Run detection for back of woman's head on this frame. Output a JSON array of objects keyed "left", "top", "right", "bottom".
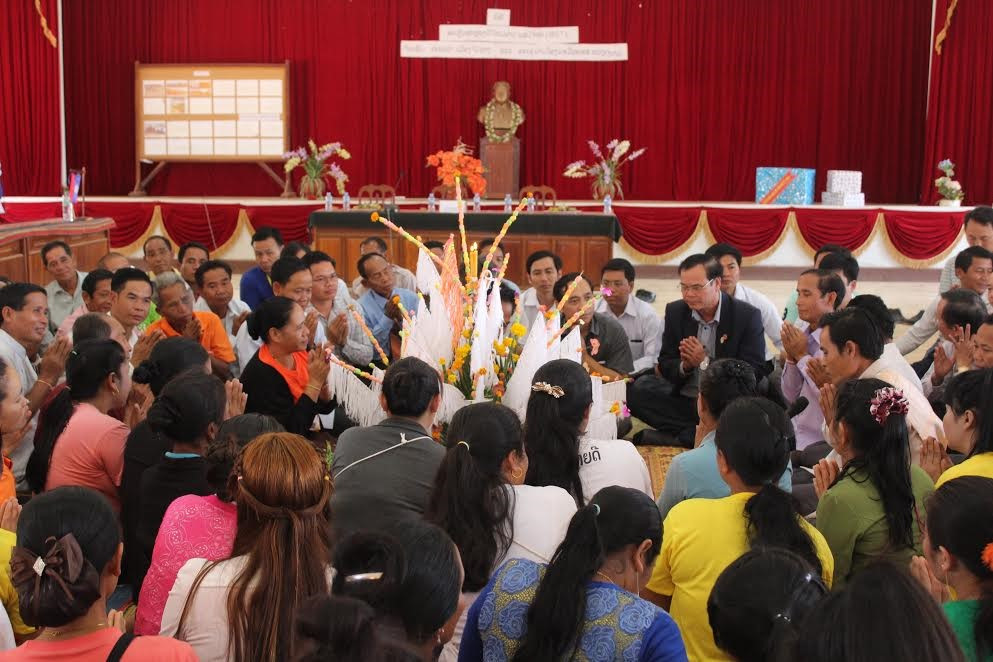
[
  {"left": 133, "top": 336, "right": 208, "bottom": 395},
  {"left": 834, "top": 378, "right": 914, "bottom": 550},
  {"left": 219, "top": 432, "right": 332, "bottom": 662},
  {"left": 925, "top": 476, "right": 993, "bottom": 658},
  {"left": 792, "top": 562, "right": 965, "bottom": 662},
  {"left": 207, "top": 414, "right": 283, "bottom": 500},
  {"left": 708, "top": 548, "right": 828, "bottom": 662},
  {"left": 246, "top": 296, "right": 295, "bottom": 342},
  {"left": 523, "top": 359, "right": 593, "bottom": 506},
  {"left": 700, "top": 359, "right": 758, "bottom": 419},
  {"left": 293, "top": 595, "right": 421, "bottom": 662},
  {"left": 332, "top": 521, "right": 462, "bottom": 647},
  {"left": 145, "top": 370, "right": 225, "bottom": 446},
  {"left": 26, "top": 339, "right": 126, "bottom": 493},
  {"left": 512, "top": 486, "right": 660, "bottom": 661},
  {"left": 944, "top": 368, "right": 993, "bottom": 456},
  {"left": 11, "top": 487, "right": 120, "bottom": 627},
  {"left": 716, "top": 397, "right": 822, "bottom": 575},
  {"left": 427, "top": 402, "right": 522, "bottom": 592}
]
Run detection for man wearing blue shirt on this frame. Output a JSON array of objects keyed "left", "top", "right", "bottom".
[
  {"left": 356, "top": 253, "right": 417, "bottom": 359},
  {"left": 240, "top": 226, "right": 283, "bottom": 310}
]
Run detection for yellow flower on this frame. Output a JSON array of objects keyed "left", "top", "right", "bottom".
[
  {"left": 438, "top": 358, "right": 446, "bottom": 366},
  {"left": 370, "top": 212, "right": 380, "bottom": 222},
  {"left": 447, "top": 373, "right": 457, "bottom": 384},
  {"left": 510, "top": 322, "right": 527, "bottom": 338},
  {"left": 512, "top": 353, "right": 520, "bottom": 362},
  {"left": 462, "top": 329, "right": 472, "bottom": 339},
  {"left": 503, "top": 336, "right": 514, "bottom": 348}
]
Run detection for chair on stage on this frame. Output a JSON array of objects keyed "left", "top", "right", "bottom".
[
  {"left": 430, "top": 184, "right": 457, "bottom": 200},
  {"left": 356, "top": 184, "right": 396, "bottom": 207},
  {"left": 518, "top": 185, "right": 557, "bottom": 210}
]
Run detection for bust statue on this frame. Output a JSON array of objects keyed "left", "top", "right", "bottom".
[{"left": 477, "top": 81, "right": 524, "bottom": 143}]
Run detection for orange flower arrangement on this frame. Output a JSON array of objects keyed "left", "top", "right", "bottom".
[{"left": 426, "top": 141, "right": 487, "bottom": 196}]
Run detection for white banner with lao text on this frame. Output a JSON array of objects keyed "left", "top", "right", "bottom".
[
  {"left": 400, "top": 40, "right": 628, "bottom": 62},
  {"left": 438, "top": 25, "right": 579, "bottom": 44}
]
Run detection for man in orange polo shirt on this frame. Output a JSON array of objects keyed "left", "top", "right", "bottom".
[{"left": 145, "top": 272, "right": 235, "bottom": 379}]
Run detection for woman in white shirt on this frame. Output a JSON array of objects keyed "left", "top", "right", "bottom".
[
  {"left": 523, "top": 359, "right": 652, "bottom": 505},
  {"left": 160, "top": 431, "right": 333, "bottom": 662},
  {"left": 426, "top": 401, "right": 577, "bottom": 662}
]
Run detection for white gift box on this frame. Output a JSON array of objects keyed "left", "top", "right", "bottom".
[
  {"left": 826, "top": 170, "right": 862, "bottom": 194},
  {"left": 822, "top": 191, "right": 866, "bottom": 206}
]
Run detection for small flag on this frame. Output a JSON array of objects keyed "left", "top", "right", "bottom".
[{"left": 67, "top": 170, "right": 81, "bottom": 204}]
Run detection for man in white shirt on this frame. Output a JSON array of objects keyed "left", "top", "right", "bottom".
[
  {"left": 706, "top": 243, "right": 782, "bottom": 358},
  {"left": 179, "top": 241, "right": 210, "bottom": 301},
  {"left": 0, "top": 283, "right": 71, "bottom": 488},
  {"left": 847, "top": 294, "right": 922, "bottom": 392},
  {"left": 193, "top": 260, "right": 250, "bottom": 371},
  {"left": 915, "top": 290, "right": 987, "bottom": 397},
  {"left": 350, "top": 236, "right": 416, "bottom": 299},
  {"left": 304, "top": 251, "right": 373, "bottom": 368},
  {"left": 41, "top": 240, "right": 87, "bottom": 333},
  {"left": 595, "top": 258, "right": 662, "bottom": 373},
  {"left": 56, "top": 269, "right": 115, "bottom": 337},
  {"left": 817, "top": 251, "right": 859, "bottom": 308},
  {"left": 519, "top": 250, "right": 562, "bottom": 332},
  {"left": 938, "top": 206, "right": 993, "bottom": 293},
  {"left": 109, "top": 268, "right": 155, "bottom": 350},
  {"left": 896, "top": 246, "right": 993, "bottom": 355}
]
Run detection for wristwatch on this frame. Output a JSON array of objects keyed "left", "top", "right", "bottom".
[{"left": 700, "top": 356, "right": 710, "bottom": 372}]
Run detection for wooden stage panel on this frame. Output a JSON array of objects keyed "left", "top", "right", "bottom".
[{"left": 0, "top": 218, "right": 114, "bottom": 286}]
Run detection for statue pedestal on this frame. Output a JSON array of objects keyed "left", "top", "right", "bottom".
[{"left": 480, "top": 137, "right": 520, "bottom": 200}]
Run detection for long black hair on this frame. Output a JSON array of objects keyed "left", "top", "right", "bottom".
[
  {"left": 715, "top": 397, "right": 823, "bottom": 575},
  {"left": 293, "top": 595, "right": 421, "bottom": 662},
  {"left": 511, "top": 486, "right": 661, "bottom": 661},
  {"left": 792, "top": 562, "right": 965, "bottom": 662},
  {"left": 26, "top": 339, "right": 126, "bottom": 493},
  {"left": 331, "top": 520, "right": 462, "bottom": 648},
  {"left": 145, "top": 370, "right": 225, "bottom": 450},
  {"left": 833, "top": 378, "right": 915, "bottom": 550},
  {"left": 925, "top": 476, "right": 993, "bottom": 658},
  {"left": 132, "top": 336, "right": 208, "bottom": 396},
  {"left": 943, "top": 368, "right": 993, "bottom": 456},
  {"left": 708, "top": 548, "right": 828, "bottom": 662},
  {"left": 522, "top": 359, "right": 593, "bottom": 506},
  {"left": 426, "top": 402, "right": 522, "bottom": 592}
]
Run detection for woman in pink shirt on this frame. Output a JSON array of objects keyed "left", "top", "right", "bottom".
[
  {"left": 26, "top": 340, "right": 131, "bottom": 509},
  {"left": 134, "top": 412, "right": 283, "bottom": 635}
]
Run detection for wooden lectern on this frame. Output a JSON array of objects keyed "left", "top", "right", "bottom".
[{"left": 480, "top": 137, "right": 520, "bottom": 200}]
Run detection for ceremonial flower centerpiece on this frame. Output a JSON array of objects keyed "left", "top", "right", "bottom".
[
  {"left": 283, "top": 140, "right": 351, "bottom": 199},
  {"left": 563, "top": 139, "right": 646, "bottom": 200},
  {"left": 935, "top": 159, "right": 964, "bottom": 205},
  {"left": 426, "top": 141, "right": 487, "bottom": 197}
]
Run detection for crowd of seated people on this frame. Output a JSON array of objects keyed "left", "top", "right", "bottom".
[{"left": 0, "top": 211, "right": 987, "bottom": 662}]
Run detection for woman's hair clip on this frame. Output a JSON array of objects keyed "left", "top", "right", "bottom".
[
  {"left": 532, "top": 381, "right": 565, "bottom": 398},
  {"left": 456, "top": 440, "right": 470, "bottom": 451},
  {"left": 591, "top": 503, "right": 601, "bottom": 516},
  {"left": 869, "top": 386, "right": 909, "bottom": 425},
  {"left": 344, "top": 572, "right": 384, "bottom": 584}
]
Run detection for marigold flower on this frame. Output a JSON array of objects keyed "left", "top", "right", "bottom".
[{"left": 370, "top": 212, "right": 380, "bottom": 222}]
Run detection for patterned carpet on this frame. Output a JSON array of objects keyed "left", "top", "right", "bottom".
[{"left": 636, "top": 446, "right": 685, "bottom": 500}]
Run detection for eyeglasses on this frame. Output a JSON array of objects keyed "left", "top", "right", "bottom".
[{"left": 678, "top": 278, "right": 715, "bottom": 293}]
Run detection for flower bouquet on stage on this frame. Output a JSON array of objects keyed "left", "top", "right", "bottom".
[
  {"left": 563, "top": 138, "right": 646, "bottom": 200},
  {"left": 321, "top": 177, "right": 628, "bottom": 439}
]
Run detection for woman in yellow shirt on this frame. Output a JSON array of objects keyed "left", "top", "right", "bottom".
[
  {"left": 928, "top": 369, "right": 993, "bottom": 487},
  {"left": 645, "top": 397, "right": 834, "bottom": 662}
]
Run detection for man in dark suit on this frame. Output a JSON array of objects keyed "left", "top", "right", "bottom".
[{"left": 628, "top": 253, "right": 768, "bottom": 446}]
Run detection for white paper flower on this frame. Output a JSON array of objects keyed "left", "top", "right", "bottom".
[{"left": 612, "top": 140, "right": 630, "bottom": 160}]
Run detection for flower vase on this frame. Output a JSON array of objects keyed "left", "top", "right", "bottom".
[
  {"left": 937, "top": 198, "right": 962, "bottom": 207},
  {"left": 592, "top": 180, "right": 618, "bottom": 200},
  {"left": 299, "top": 176, "right": 326, "bottom": 200}
]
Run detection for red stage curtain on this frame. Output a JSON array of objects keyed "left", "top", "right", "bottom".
[
  {"left": 243, "top": 204, "right": 321, "bottom": 244},
  {"left": 883, "top": 210, "right": 964, "bottom": 260},
  {"left": 0, "top": 0, "right": 60, "bottom": 196},
  {"left": 920, "top": 0, "right": 993, "bottom": 204},
  {"left": 706, "top": 208, "right": 790, "bottom": 257},
  {"left": 83, "top": 201, "right": 156, "bottom": 248},
  {"left": 0, "top": 202, "right": 62, "bottom": 223},
  {"left": 53, "top": 0, "right": 931, "bottom": 203},
  {"left": 159, "top": 203, "right": 241, "bottom": 251},
  {"left": 793, "top": 208, "right": 879, "bottom": 253},
  {"left": 614, "top": 207, "right": 701, "bottom": 256}
]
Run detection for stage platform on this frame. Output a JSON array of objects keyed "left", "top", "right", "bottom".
[{"left": 0, "top": 196, "right": 969, "bottom": 274}]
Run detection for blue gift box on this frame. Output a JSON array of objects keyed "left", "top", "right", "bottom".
[{"left": 755, "top": 167, "right": 816, "bottom": 205}]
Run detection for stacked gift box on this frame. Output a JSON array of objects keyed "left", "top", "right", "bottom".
[
  {"left": 822, "top": 170, "right": 865, "bottom": 206},
  {"left": 755, "top": 167, "right": 816, "bottom": 205}
]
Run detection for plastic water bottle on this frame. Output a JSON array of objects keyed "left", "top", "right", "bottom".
[
  {"left": 527, "top": 196, "right": 536, "bottom": 213},
  {"left": 427, "top": 192, "right": 436, "bottom": 212},
  {"left": 324, "top": 192, "right": 333, "bottom": 211},
  {"left": 503, "top": 193, "right": 512, "bottom": 212},
  {"left": 61, "top": 190, "right": 74, "bottom": 223},
  {"left": 342, "top": 192, "right": 351, "bottom": 210},
  {"left": 472, "top": 193, "right": 481, "bottom": 212},
  {"left": 603, "top": 194, "right": 612, "bottom": 214}
]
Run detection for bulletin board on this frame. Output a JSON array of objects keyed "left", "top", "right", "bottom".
[{"left": 134, "top": 62, "right": 290, "bottom": 162}]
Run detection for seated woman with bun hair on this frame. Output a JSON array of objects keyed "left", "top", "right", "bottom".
[
  {"left": 6, "top": 486, "right": 196, "bottom": 660},
  {"left": 239, "top": 296, "right": 334, "bottom": 436}
]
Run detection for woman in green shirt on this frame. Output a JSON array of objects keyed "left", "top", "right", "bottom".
[
  {"left": 814, "top": 378, "right": 934, "bottom": 585},
  {"left": 912, "top": 476, "right": 993, "bottom": 662}
]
